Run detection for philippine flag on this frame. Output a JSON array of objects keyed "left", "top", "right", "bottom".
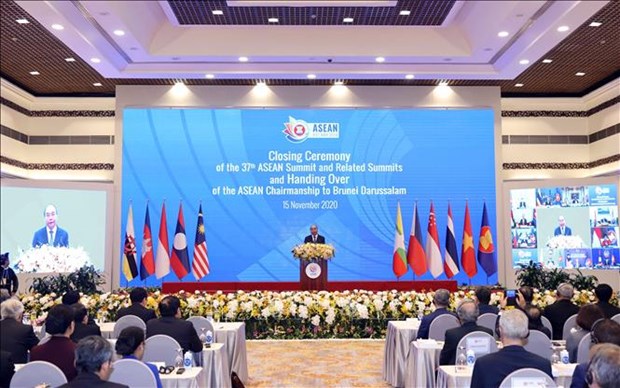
[
  {"left": 444, "top": 204, "right": 460, "bottom": 278},
  {"left": 170, "top": 203, "right": 191, "bottom": 279},
  {"left": 426, "top": 202, "right": 443, "bottom": 278}
]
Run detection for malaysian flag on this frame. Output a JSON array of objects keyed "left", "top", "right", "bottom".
[{"left": 192, "top": 204, "right": 210, "bottom": 280}]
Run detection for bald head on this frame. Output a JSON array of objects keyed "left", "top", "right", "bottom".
[{"left": 457, "top": 299, "right": 479, "bottom": 324}]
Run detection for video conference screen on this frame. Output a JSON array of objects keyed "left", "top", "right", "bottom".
[
  {"left": 0, "top": 185, "right": 108, "bottom": 273},
  {"left": 510, "top": 184, "right": 619, "bottom": 269}
]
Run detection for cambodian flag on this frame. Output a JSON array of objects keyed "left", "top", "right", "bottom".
[
  {"left": 140, "top": 204, "right": 155, "bottom": 280},
  {"left": 444, "top": 204, "right": 460, "bottom": 278},
  {"left": 170, "top": 203, "right": 190, "bottom": 279},
  {"left": 477, "top": 202, "right": 497, "bottom": 276}
]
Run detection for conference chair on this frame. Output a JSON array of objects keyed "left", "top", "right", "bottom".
[
  {"left": 498, "top": 368, "right": 557, "bottom": 388},
  {"left": 428, "top": 314, "right": 460, "bottom": 341},
  {"left": 108, "top": 358, "right": 157, "bottom": 388},
  {"left": 541, "top": 316, "right": 554, "bottom": 339},
  {"left": 37, "top": 323, "right": 47, "bottom": 340},
  {"left": 113, "top": 314, "right": 147, "bottom": 338},
  {"left": 38, "top": 334, "right": 51, "bottom": 345},
  {"left": 9, "top": 361, "right": 67, "bottom": 388},
  {"left": 562, "top": 314, "right": 578, "bottom": 341},
  {"left": 477, "top": 313, "right": 498, "bottom": 333},
  {"left": 143, "top": 334, "right": 182, "bottom": 365},
  {"left": 576, "top": 333, "right": 592, "bottom": 364},
  {"left": 455, "top": 331, "right": 498, "bottom": 362},
  {"left": 524, "top": 330, "right": 553, "bottom": 360},
  {"left": 611, "top": 313, "right": 620, "bottom": 324},
  {"left": 187, "top": 316, "right": 215, "bottom": 339}
]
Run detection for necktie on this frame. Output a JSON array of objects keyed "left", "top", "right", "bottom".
[
  {"left": 49, "top": 230, "right": 54, "bottom": 245},
  {"left": 313, "top": 236, "right": 316, "bottom": 243}
]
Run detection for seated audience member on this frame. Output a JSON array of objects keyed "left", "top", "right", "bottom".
[
  {"left": 60, "top": 336, "right": 128, "bottom": 388},
  {"left": 594, "top": 284, "right": 620, "bottom": 319},
  {"left": 567, "top": 304, "right": 605, "bottom": 363},
  {"left": 471, "top": 309, "right": 552, "bottom": 388},
  {"left": 0, "top": 350, "right": 15, "bottom": 388},
  {"left": 115, "top": 327, "right": 163, "bottom": 388},
  {"left": 71, "top": 302, "right": 101, "bottom": 343},
  {"left": 585, "top": 344, "right": 620, "bottom": 388},
  {"left": 525, "top": 305, "right": 552, "bottom": 339},
  {"left": 30, "top": 304, "right": 77, "bottom": 381},
  {"left": 475, "top": 286, "right": 499, "bottom": 315},
  {"left": 570, "top": 319, "right": 620, "bottom": 388},
  {"left": 543, "top": 283, "right": 580, "bottom": 340},
  {"left": 62, "top": 290, "right": 81, "bottom": 305},
  {"left": 0, "top": 299, "right": 39, "bottom": 363},
  {"left": 439, "top": 299, "right": 493, "bottom": 365},
  {"left": 116, "top": 287, "right": 157, "bottom": 324},
  {"left": 518, "top": 286, "right": 534, "bottom": 308},
  {"left": 416, "top": 289, "right": 456, "bottom": 339},
  {"left": 146, "top": 296, "right": 202, "bottom": 353}
]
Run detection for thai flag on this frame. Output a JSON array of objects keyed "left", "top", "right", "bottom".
[
  {"left": 444, "top": 205, "right": 460, "bottom": 278},
  {"left": 170, "top": 203, "right": 191, "bottom": 279}
]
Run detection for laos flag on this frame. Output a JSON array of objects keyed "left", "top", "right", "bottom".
[{"left": 170, "top": 203, "right": 190, "bottom": 279}]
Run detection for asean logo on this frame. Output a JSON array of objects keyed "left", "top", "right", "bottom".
[{"left": 283, "top": 117, "right": 310, "bottom": 143}]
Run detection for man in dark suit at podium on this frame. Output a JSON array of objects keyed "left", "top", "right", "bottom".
[
  {"left": 553, "top": 216, "right": 572, "bottom": 236},
  {"left": 304, "top": 224, "right": 325, "bottom": 244},
  {"left": 32, "top": 204, "right": 69, "bottom": 247}
]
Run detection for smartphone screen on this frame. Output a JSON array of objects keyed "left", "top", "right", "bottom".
[{"left": 506, "top": 290, "right": 517, "bottom": 306}]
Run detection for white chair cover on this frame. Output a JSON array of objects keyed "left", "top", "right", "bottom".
[
  {"left": 611, "top": 313, "right": 620, "bottom": 324},
  {"left": 113, "top": 315, "right": 147, "bottom": 338},
  {"left": 524, "top": 330, "right": 553, "bottom": 360},
  {"left": 477, "top": 313, "right": 498, "bottom": 333},
  {"left": 541, "top": 316, "right": 553, "bottom": 339},
  {"left": 143, "top": 334, "right": 182, "bottom": 365},
  {"left": 187, "top": 316, "right": 215, "bottom": 337},
  {"left": 455, "top": 331, "right": 498, "bottom": 362},
  {"left": 9, "top": 361, "right": 67, "bottom": 388},
  {"left": 562, "top": 314, "right": 578, "bottom": 340},
  {"left": 108, "top": 358, "right": 157, "bottom": 388},
  {"left": 428, "top": 314, "right": 460, "bottom": 341},
  {"left": 576, "top": 333, "right": 592, "bottom": 364},
  {"left": 37, "top": 323, "right": 47, "bottom": 340},
  {"left": 38, "top": 334, "right": 51, "bottom": 345},
  {"left": 499, "top": 368, "right": 557, "bottom": 388}
]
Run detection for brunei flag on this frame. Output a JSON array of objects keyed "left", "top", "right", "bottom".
[
  {"left": 407, "top": 203, "right": 427, "bottom": 276},
  {"left": 122, "top": 203, "right": 139, "bottom": 281},
  {"left": 170, "top": 203, "right": 191, "bottom": 279},
  {"left": 461, "top": 202, "right": 478, "bottom": 278},
  {"left": 477, "top": 202, "right": 497, "bottom": 276},
  {"left": 392, "top": 202, "right": 408, "bottom": 278}
]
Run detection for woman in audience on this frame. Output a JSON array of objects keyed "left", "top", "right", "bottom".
[
  {"left": 526, "top": 305, "right": 552, "bottom": 339},
  {"left": 566, "top": 304, "right": 605, "bottom": 363},
  {"left": 115, "top": 327, "right": 163, "bottom": 388}
]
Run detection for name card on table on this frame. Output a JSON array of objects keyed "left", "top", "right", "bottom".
[
  {"left": 416, "top": 339, "right": 438, "bottom": 348},
  {"left": 466, "top": 337, "right": 491, "bottom": 354},
  {"left": 510, "top": 377, "right": 548, "bottom": 387}
]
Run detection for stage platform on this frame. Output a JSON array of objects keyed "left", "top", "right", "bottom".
[{"left": 162, "top": 280, "right": 458, "bottom": 293}]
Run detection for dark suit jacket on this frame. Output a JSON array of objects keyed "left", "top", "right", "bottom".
[
  {"left": 439, "top": 322, "right": 494, "bottom": 365},
  {"left": 543, "top": 299, "right": 580, "bottom": 340},
  {"left": 0, "top": 268, "right": 18, "bottom": 294},
  {"left": 554, "top": 226, "right": 572, "bottom": 236},
  {"left": 116, "top": 303, "right": 157, "bottom": 324},
  {"left": 416, "top": 307, "right": 457, "bottom": 339},
  {"left": 146, "top": 317, "right": 203, "bottom": 353},
  {"left": 0, "top": 318, "right": 39, "bottom": 363},
  {"left": 471, "top": 345, "right": 553, "bottom": 388},
  {"left": 59, "top": 372, "right": 128, "bottom": 388},
  {"left": 304, "top": 234, "right": 325, "bottom": 244},
  {"left": 478, "top": 304, "right": 499, "bottom": 315},
  {"left": 0, "top": 350, "right": 14, "bottom": 388},
  {"left": 596, "top": 301, "right": 620, "bottom": 319},
  {"left": 30, "top": 336, "right": 77, "bottom": 381},
  {"left": 71, "top": 321, "right": 102, "bottom": 343},
  {"left": 569, "top": 362, "right": 588, "bottom": 388},
  {"left": 32, "top": 226, "right": 69, "bottom": 247}
]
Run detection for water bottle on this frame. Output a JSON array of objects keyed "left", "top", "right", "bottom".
[
  {"left": 466, "top": 349, "right": 476, "bottom": 367},
  {"left": 199, "top": 328, "right": 207, "bottom": 345},
  {"left": 205, "top": 330, "right": 214, "bottom": 348},
  {"left": 417, "top": 309, "right": 424, "bottom": 321},
  {"left": 183, "top": 350, "right": 193, "bottom": 369},
  {"left": 174, "top": 348, "right": 184, "bottom": 368},
  {"left": 551, "top": 347, "right": 560, "bottom": 364},
  {"left": 456, "top": 346, "right": 467, "bottom": 371},
  {"left": 22, "top": 312, "right": 30, "bottom": 325},
  {"left": 206, "top": 313, "right": 214, "bottom": 324},
  {"left": 560, "top": 349, "right": 569, "bottom": 364}
]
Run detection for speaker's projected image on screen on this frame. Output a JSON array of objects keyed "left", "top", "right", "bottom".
[
  {"left": 0, "top": 186, "right": 107, "bottom": 273},
  {"left": 510, "top": 184, "right": 619, "bottom": 269}
]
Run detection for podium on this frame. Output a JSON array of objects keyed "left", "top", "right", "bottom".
[{"left": 299, "top": 258, "right": 328, "bottom": 291}]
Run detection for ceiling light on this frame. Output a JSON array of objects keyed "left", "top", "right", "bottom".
[
  {"left": 16, "top": 19, "right": 29, "bottom": 24},
  {"left": 256, "top": 80, "right": 266, "bottom": 86},
  {"left": 29, "top": 71, "right": 40, "bottom": 75},
  {"left": 399, "top": 10, "right": 411, "bottom": 16},
  {"left": 589, "top": 21, "right": 602, "bottom": 27},
  {"left": 268, "top": 17, "right": 279, "bottom": 23},
  {"left": 497, "top": 31, "right": 509, "bottom": 38},
  {"left": 542, "top": 58, "right": 553, "bottom": 63},
  {"left": 438, "top": 81, "right": 449, "bottom": 86},
  {"left": 205, "top": 74, "right": 215, "bottom": 79},
  {"left": 238, "top": 56, "right": 249, "bottom": 62},
  {"left": 64, "top": 57, "right": 76, "bottom": 62},
  {"left": 90, "top": 57, "right": 101, "bottom": 63},
  {"left": 343, "top": 17, "right": 354, "bottom": 23},
  {"left": 113, "top": 29, "right": 125, "bottom": 36},
  {"left": 334, "top": 80, "right": 344, "bottom": 85},
  {"left": 405, "top": 74, "right": 415, "bottom": 80},
  {"left": 375, "top": 56, "right": 385, "bottom": 63},
  {"left": 93, "top": 82, "right": 102, "bottom": 87},
  {"left": 557, "top": 25, "right": 570, "bottom": 32},
  {"left": 519, "top": 59, "right": 530, "bottom": 65},
  {"left": 575, "top": 72, "right": 586, "bottom": 76},
  {"left": 212, "top": 10, "right": 223, "bottom": 15},
  {"left": 514, "top": 83, "right": 524, "bottom": 87},
  {"left": 307, "top": 74, "right": 316, "bottom": 79},
  {"left": 175, "top": 81, "right": 185, "bottom": 86},
  {"left": 51, "top": 24, "right": 64, "bottom": 30}
]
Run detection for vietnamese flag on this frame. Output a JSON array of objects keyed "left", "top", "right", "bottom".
[
  {"left": 170, "top": 203, "right": 191, "bottom": 279},
  {"left": 392, "top": 202, "right": 408, "bottom": 278},
  {"left": 461, "top": 202, "right": 478, "bottom": 278},
  {"left": 477, "top": 202, "right": 497, "bottom": 276},
  {"left": 407, "top": 203, "right": 427, "bottom": 276}
]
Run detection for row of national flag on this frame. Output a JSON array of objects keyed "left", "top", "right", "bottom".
[
  {"left": 392, "top": 201, "right": 497, "bottom": 280},
  {"left": 122, "top": 202, "right": 211, "bottom": 282}
]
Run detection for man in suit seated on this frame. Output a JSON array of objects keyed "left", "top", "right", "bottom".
[
  {"left": 304, "top": 224, "right": 325, "bottom": 244},
  {"left": 594, "top": 284, "right": 620, "bottom": 319},
  {"left": 146, "top": 296, "right": 202, "bottom": 353},
  {"left": 60, "top": 335, "right": 127, "bottom": 388},
  {"left": 554, "top": 216, "right": 572, "bottom": 236},
  {"left": 416, "top": 289, "right": 456, "bottom": 339},
  {"left": 116, "top": 287, "right": 157, "bottom": 324},
  {"left": 475, "top": 286, "right": 499, "bottom": 315},
  {"left": 570, "top": 319, "right": 620, "bottom": 388},
  {"left": 543, "top": 283, "right": 580, "bottom": 340},
  {"left": 0, "top": 299, "right": 39, "bottom": 363},
  {"left": 0, "top": 350, "right": 14, "bottom": 388},
  {"left": 70, "top": 303, "right": 101, "bottom": 343},
  {"left": 439, "top": 299, "right": 493, "bottom": 365},
  {"left": 585, "top": 344, "right": 620, "bottom": 388},
  {"left": 32, "top": 204, "right": 69, "bottom": 247},
  {"left": 471, "top": 309, "right": 553, "bottom": 388}
]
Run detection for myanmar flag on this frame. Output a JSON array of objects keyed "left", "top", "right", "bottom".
[
  {"left": 392, "top": 202, "right": 408, "bottom": 278},
  {"left": 461, "top": 202, "right": 477, "bottom": 278},
  {"left": 122, "top": 203, "right": 138, "bottom": 282}
]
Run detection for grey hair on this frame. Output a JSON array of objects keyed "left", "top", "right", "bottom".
[
  {"left": 557, "top": 283, "right": 574, "bottom": 299},
  {"left": 433, "top": 289, "right": 451, "bottom": 307},
  {"left": 588, "top": 344, "right": 620, "bottom": 388},
  {"left": 499, "top": 309, "right": 529, "bottom": 340},
  {"left": 75, "top": 336, "right": 114, "bottom": 373},
  {"left": 0, "top": 299, "right": 24, "bottom": 320},
  {"left": 457, "top": 298, "right": 479, "bottom": 324}
]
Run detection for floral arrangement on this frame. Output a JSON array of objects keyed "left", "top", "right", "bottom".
[
  {"left": 545, "top": 235, "right": 585, "bottom": 249},
  {"left": 17, "top": 288, "right": 616, "bottom": 340},
  {"left": 13, "top": 246, "right": 92, "bottom": 273},
  {"left": 292, "top": 243, "right": 335, "bottom": 261}
]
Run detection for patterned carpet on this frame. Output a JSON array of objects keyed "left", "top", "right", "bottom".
[{"left": 246, "top": 339, "right": 390, "bottom": 387}]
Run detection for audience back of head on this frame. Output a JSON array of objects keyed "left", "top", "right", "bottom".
[
  {"left": 115, "top": 326, "right": 144, "bottom": 357},
  {"left": 71, "top": 303, "right": 88, "bottom": 324},
  {"left": 587, "top": 343, "right": 620, "bottom": 388},
  {"left": 592, "top": 319, "right": 620, "bottom": 346},
  {"left": 75, "top": 336, "right": 114, "bottom": 375},
  {"left": 456, "top": 299, "right": 479, "bottom": 323},
  {"left": 499, "top": 309, "right": 529, "bottom": 341},
  {"left": 159, "top": 295, "right": 180, "bottom": 317},
  {"left": 62, "top": 290, "right": 80, "bottom": 306},
  {"left": 433, "top": 289, "right": 451, "bottom": 308},
  {"left": 577, "top": 304, "right": 605, "bottom": 331},
  {"left": 595, "top": 284, "right": 614, "bottom": 303},
  {"left": 518, "top": 286, "right": 534, "bottom": 305},
  {"left": 0, "top": 298, "right": 23, "bottom": 321},
  {"left": 475, "top": 287, "right": 492, "bottom": 305},
  {"left": 557, "top": 283, "right": 574, "bottom": 299},
  {"left": 130, "top": 287, "right": 148, "bottom": 304},
  {"left": 46, "top": 304, "right": 74, "bottom": 335}
]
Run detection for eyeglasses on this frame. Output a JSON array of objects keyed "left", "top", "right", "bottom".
[
  {"left": 159, "top": 366, "right": 175, "bottom": 375},
  {"left": 585, "top": 369, "right": 594, "bottom": 385}
]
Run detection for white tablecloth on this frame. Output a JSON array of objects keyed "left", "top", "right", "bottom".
[
  {"left": 382, "top": 320, "right": 420, "bottom": 387},
  {"left": 100, "top": 322, "right": 115, "bottom": 339},
  {"left": 201, "top": 343, "right": 232, "bottom": 388},
  {"left": 214, "top": 322, "right": 249, "bottom": 384},
  {"left": 436, "top": 363, "right": 577, "bottom": 388},
  {"left": 404, "top": 340, "right": 442, "bottom": 388}
]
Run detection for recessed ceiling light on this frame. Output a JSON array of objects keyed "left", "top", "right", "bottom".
[
  {"left": 405, "top": 74, "right": 415, "bottom": 80},
  {"left": 575, "top": 72, "right": 586, "bottom": 76},
  {"left": 307, "top": 74, "right": 317, "bottom": 79},
  {"left": 334, "top": 80, "right": 344, "bottom": 85},
  {"left": 515, "top": 83, "right": 524, "bottom": 87},
  {"left": 438, "top": 81, "right": 449, "bottom": 86},
  {"left": 29, "top": 71, "right": 40, "bottom": 75},
  {"left": 399, "top": 10, "right": 411, "bottom": 16},
  {"left": 557, "top": 25, "right": 570, "bottom": 32},
  {"left": 343, "top": 17, "right": 354, "bottom": 23},
  {"left": 542, "top": 58, "right": 553, "bottom": 63},
  {"left": 519, "top": 59, "right": 530, "bottom": 65},
  {"left": 65, "top": 57, "right": 76, "bottom": 62},
  {"left": 51, "top": 24, "right": 64, "bottom": 30},
  {"left": 589, "top": 21, "right": 602, "bottom": 27},
  {"left": 498, "top": 31, "right": 509, "bottom": 38},
  {"left": 16, "top": 19, "right": 29, "bottom": 24},
  {"left": 375, "top": 56, "right": 385, "bottom": 63},
  {"left": 93, "top": 82, "right": 102, "bottom": 87},
  {"left": 205, "top": 74, "right": 215, "bottom": 79},
  {"left": 238, "top": 56, "right": 249, "bottom": 62},
  {"left": 256, "top": 80, "right": 266, "bottom": 86},
  {"left": 90, "top": 57, "right": 101, "bottom": 63},
  {"left": 212, "top": 10, "right": 223, "bottom": 16},
  {"left": 113, "top": 29, "right": 125, "bottom": 36},
  {"left": 175, "top": 81, "right": 185, "bottom": 86},
  {"left": 268, "top": 17, "right": 279, "bottom": 23}
]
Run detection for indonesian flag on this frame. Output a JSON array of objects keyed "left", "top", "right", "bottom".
[
  {"left": 192, "top": 204, "right": 210, "bottom": 280},
  {"left": 444, "top": 204, "right": 460, "bottom": 278},
  {"left": 122, "top": 203, "right": 138, "bottom": 282},
  {"left": 170, "top": 203, "right": 191, "bottom": 279},
  {"left": 426, "top": 202, "right": 443, "bottom": 278},
  {"left": 155, "top": 202, "right": 170, "bottom": 279},
  {"left": 140, "top": 204, "right": 155, "bottom": 280},
  {"left": 407, "top": 203, "right": 427, "bottom": 276},
  {"left": 461, "top": 202, "right": 477, "bottom": 278},
  {"left": 392, "top": 202, "right": 408, "bottom": 278}
]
